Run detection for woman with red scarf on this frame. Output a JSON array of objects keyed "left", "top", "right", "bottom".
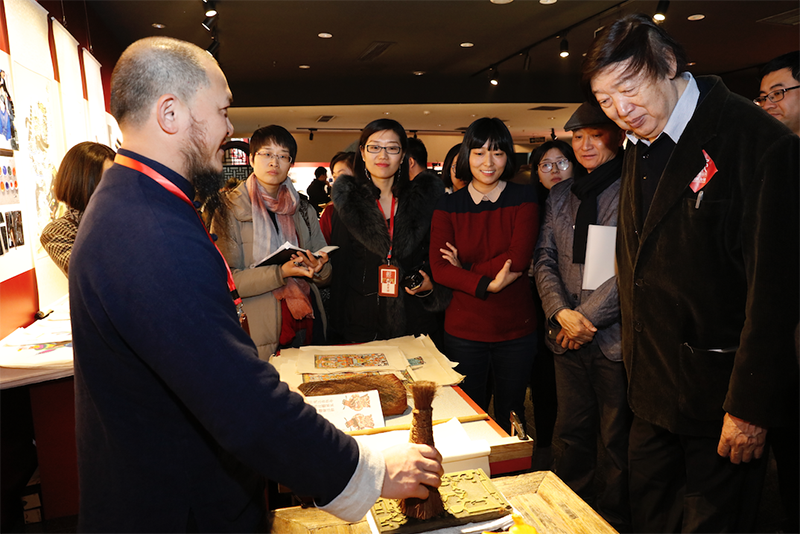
[{"left": 213, "top": 125, "right": 330, "bottom": 360}]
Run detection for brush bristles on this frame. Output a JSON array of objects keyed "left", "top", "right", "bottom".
[
  {"left": 400, "top": 488, "right": 444, "bottom": 520},
  {"left": 410, "top": 380, "right": 437, "bottom": 412}
]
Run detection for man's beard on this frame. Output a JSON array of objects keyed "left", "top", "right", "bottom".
[{"left": 183, "top": 119, "right": 225, "bottom": 223}]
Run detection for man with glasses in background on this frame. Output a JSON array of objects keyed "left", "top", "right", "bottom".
[
  {"left": 756, "top": 51, "right": 800, "bottom": 135},
  {"left": 755, "top": 49, "right": 800, "bottom": 534}
]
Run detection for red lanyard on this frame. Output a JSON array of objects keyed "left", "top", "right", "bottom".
[
  {"left": 114, "top": 154, "right": 242, "bottom": 307},
  {"left": 376, "top": 196, "right": 396, "bottom": 261}
]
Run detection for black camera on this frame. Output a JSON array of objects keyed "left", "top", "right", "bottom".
[{"left": 401, "top": 270, "right": 425, "bottom": 291}]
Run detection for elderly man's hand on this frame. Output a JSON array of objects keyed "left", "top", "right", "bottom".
[
  {"left": 716, "top": 413, "right": 767, "bottom": 464},
  {"left": 381, "top": 443, "right": 443, "bottom": 499}
]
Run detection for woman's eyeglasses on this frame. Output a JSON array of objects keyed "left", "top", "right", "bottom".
[
  {"left": 254, "top": 151, "right": 292, "bottom": 164},
  {"left": 364, "top": 145, "right": 402, "bottom": 155},
  {"left": 538, "top": 159, "right": 570, "bottom": 173}
]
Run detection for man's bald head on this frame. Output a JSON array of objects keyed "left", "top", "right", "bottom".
[{"left": 111, "top": 37, "right": 213, "bottom": 128}]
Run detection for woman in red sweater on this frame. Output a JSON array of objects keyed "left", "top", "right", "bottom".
[{"left": 430, "top": 117, "right": 538, "bottom": 434}]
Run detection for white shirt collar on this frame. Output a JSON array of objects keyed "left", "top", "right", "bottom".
[
  {"left": 468, "top": 179, "right": 506, "bottom": 204},
  {"left": 626, "top": 71, "right": 699, "bottom": 147}
]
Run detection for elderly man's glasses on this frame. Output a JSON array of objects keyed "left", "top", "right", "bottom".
[
  {"left": 365, "top": 145, "right": 402, "bottom": 155},
  {"left": 754, "top": 85, "right": 800, "bottom": 106},
  {"left": 538, "top": 159, "right": 571, "bottom": 173},
  {"left": 254, "top": 151, "right": 292, "bottom": 164}
]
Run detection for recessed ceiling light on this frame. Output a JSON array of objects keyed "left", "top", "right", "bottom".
[
  {"left": 152, "top": 23, "right": 166, "bottom": 29},
  {"left": 539, "top": 0, "right": 557, "bottom": 4},
  {"left": 688, "top": 14, "right": 705, "bottom": 21},
  {"left": 384, "top": 112, "right": 390, "bottom": 115},
  {"left": 299, "top": 65, "right": 311, "bottom": 69},
  {"left": 548, "top": 117, "right": 556, "bottom": 120},
  {"left": 413, "top": 71, "right": 425, "bottom": 76},
  {"left": 318, "top": 32, "right": 333, "bottom": 39},
  {"left": 423, "top": 111, "right": 431, "bottom": 115},
  {"left": 687, "top": 62, "right": 697, "bottom": 66},
  {"left": 461, "top": 42, "right": 474, "bottom": 48},
  {"left": 490, "top": 0, "right": 513, "bottom": 4}
]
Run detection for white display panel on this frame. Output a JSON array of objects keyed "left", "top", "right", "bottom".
[
  {"left": 4, "top": 0, "right": 53, "bottom": 80},
  {"left": 82, "top": 49, "right": 108, "bottom": 146},
  {"left": 52, "top": 19, "right": 88, "bottom": 149}
]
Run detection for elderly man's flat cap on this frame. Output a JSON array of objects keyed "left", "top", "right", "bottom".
[{"left": 564, "top": 102, "right": 619, "bottom": 131}]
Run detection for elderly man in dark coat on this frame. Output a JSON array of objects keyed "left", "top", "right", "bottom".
[{"left": 584, "top": 14, "right": 799, "bottom": 533}]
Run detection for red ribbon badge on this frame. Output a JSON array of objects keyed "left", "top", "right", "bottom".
[{"left": 689, "top": 150, "right": 718, "bottom": 193}]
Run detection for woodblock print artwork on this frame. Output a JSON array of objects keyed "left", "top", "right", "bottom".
[
  {"left": 12, "top": 62, "right": 64, "bottom": 248},
  {"left": 6, "top": 210, "right": 24, "bottom": 246},
  {"left": 370, "top": 469, "right": 512, "bottom": 534},
  {"left": 0, "top": 155, "right": 20, "bottom": 205},
  {"left": 342, "top": 392, "right": 371, "bottom": 411},
  {"left": 344, "top": 413, "right": 375, "bottom": 431},
  {"left": 0, "top": 53, "right": 19, "bottom": 152},
  {"left": 314, "top": 352, "right": 390, "bottom": 369}
]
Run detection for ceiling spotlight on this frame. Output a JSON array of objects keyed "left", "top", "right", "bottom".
[
  {"left": 204, "top": 2, "right": 217, "bottom": 17},
  {"left": 413, "top": 70, "right": 426, "bottom": 76},
  {"left": 490, "top": 0, "right": 513, "bottom": 4},
  {"left": 299, "top": 65, "right": 311, "bottom": 69},
  {"left": 206, "top": 39, "right": 220, "bottom": 57},
  {"left": 523, "top": 51, "right": 531, "bottom": 71},
  {"left": 539, "top": 0, "right": 557, "bottom": 4},
  {"left": 688, "top": 14, "right": 705, "bottom": 21},
  {"left": 308, "top": 128, "right": 316, "bottom": 141},
  {"left": 559, "top": 38, "right": 570, "bottom": 58},
  {"left": 654, "top": 0, "right": 669, "bottom": 22},
  {"left": 460, "top": 42, "right": 474, "bottom": 48},
  {"left": 318, "top": 32, "right": 333, "bottom": 39},
  {"left": 202, "top": 13, "right": 218, "bottom": 31},
  {"left": 489, "top": 67, "right": 499, "bottom": 86},
  {"left": 151, "top": 23, "right": 166, "bottom": 29}
]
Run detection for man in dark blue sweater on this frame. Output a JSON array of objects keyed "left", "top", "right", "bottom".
[{"left": 69, "top": 36, "right": 442, "bottom": 533}]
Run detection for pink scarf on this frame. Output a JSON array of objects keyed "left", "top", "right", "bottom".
[{"left": 247, "top": 174, "right": 313, "bottom": 320}]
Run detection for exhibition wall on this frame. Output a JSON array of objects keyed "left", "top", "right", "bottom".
[{"left": 0, "top": 0, "right": 119, "bottom": 338}]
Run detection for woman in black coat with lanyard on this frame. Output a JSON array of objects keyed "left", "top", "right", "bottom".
[{"left": 328, "top": 118, "right": 450, "bottom": 346}]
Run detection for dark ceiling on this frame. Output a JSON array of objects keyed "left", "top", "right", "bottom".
[{"left": 80, "top": 0, "right": 799, "bottom": 110}]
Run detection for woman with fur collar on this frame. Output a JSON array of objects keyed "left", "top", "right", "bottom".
[
  {"left": 212, "top": 125, "right": 331, "bottom": 361},
  {"left": 328, "top": 119, "right": 449, "bottom": 345}
]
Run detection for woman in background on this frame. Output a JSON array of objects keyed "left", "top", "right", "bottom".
[
  {"left": 526, "top": 139, "right": 583, "bottom": 470},
  {"left": 41, "top": 141, "right": 115, "bottom": 275},
  {"left": 430, "top": 117, "right": 538, "bottom": 435},
  {"left": 329, "top": 118, "right": 449, "bottom": 345},
  {"left": 212, "top": 125, "right": 330, "bottom": 360},
  {"left": 440, "top": 143, "right": 467, "bottom": 194},
  {"left": 319, "top": 151, "right": 354, "bottom": 243}
]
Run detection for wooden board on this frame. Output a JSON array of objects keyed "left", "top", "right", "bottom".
[{"left": 268, "top": 471, "right": 618, "bottom": 534}]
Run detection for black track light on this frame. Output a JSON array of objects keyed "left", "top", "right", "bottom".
[
  {"left": 202, "top": 13, "right": 217, "bottom": 31},
  {"left": 489, "top": 67, "right": 499, "bottom": 86},
  {"left": 204, "top": 1, "right": 217, "bottom": 17},
  {"left": 206, "top": 39, "right": 220, "bottom": 57},
  {"left": 654, "top": 0, "right": 669, "bottom": 22},
  {"left": 559, "top": 38, "right": 570, "bottom": 58}
]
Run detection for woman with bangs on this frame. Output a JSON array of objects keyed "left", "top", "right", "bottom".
[
  {"left": 328, "top": 118, "right": 450, "bottom": 345},
  {"left": 430, "top": 117, "right": 538, "bottom": 435}
]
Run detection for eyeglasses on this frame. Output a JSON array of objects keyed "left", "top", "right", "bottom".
[
  {"left": 753, "top": 85, "right": 800, "bottom": 106},
  {"left": 538, "top": 159, "right": 571, "bottom": 173},
  {"left": 254, "top": 151, "right": 292, "bottom": 164},
  {"left": 364, "top": 144, "right": 402, "bottom": 155}
]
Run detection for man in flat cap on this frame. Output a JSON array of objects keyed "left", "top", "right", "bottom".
[
  {"left": 584, "top": 13, "right": 799, "bottom": 533},
  {"left": 534, "top": 102, "right": 630, "bottom": 531}
]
